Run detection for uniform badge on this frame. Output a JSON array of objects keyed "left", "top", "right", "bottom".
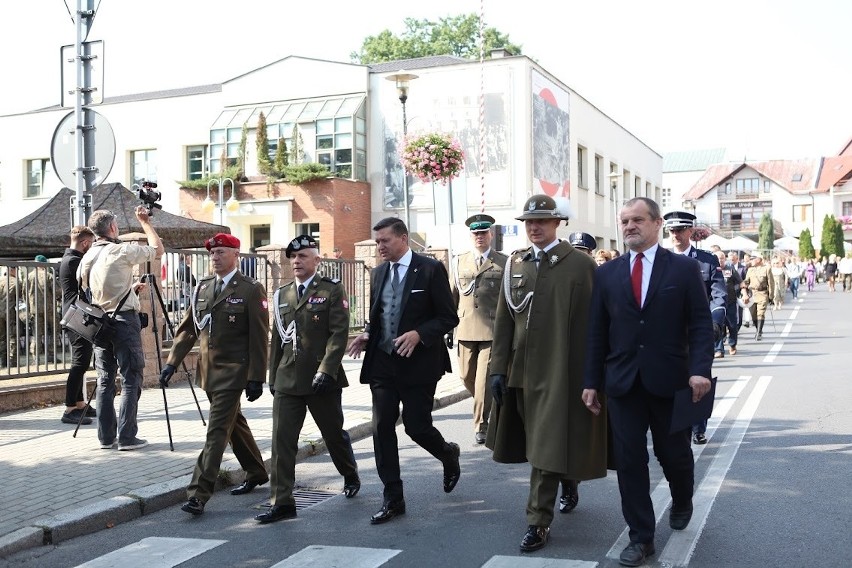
[
  {"left": 228, "top": 315, "right": 236, "bottom": 322},
  {"left": 342, "top": 299, "right": 349, "bottom": 309},
  {"left": 312, "top": 314, "right": 320, "bottom": 322},
  {"left": 307, "top": 297, "right": 327, "bottom": 304},
  {"left": 226, "top": 297, "right": 244, "bottom": 304},
  {"left": 514, "top": 257, "right": 523, "bottom": 264},
  {"left": 261, "top": 299, "right": 268, "bottom": 309},
  {"left": 550, "top": 255, "right": 558, "bottom": 265}
]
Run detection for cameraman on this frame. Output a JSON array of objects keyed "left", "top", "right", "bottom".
[{"left": 79, "top": 206, "right": 163, "bottom": 451}]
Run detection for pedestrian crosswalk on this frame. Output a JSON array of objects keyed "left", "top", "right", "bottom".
[{"left": 75, "top": 537, "right": 226, "bottom": 568}]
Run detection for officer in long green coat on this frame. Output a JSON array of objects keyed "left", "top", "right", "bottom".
[
  {"left": 487, "top": 194, "right": 608, "bottom": 553},
  {"left": 254, "top": 235, "right": 360, "bottom": 524},
  {"left": 160, "top": 232, "right": 269, "bottom": 516}
]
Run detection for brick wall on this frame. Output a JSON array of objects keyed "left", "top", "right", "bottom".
[{"left": 179, "top": 178, "right": 371, "bottom": 258}]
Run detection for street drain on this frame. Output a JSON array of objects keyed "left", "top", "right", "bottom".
[{"left": 253, "top": 488, "right": 338, "bottom": 511}]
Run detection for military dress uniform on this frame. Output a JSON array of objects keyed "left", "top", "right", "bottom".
[
  {"left": 451, "top": 228, "right": 508, "bottom": 441},
  {"left": 266, "top": 273, "right": 359, "bottom": 515},
  {"left": 742, "top": 262, "right": 774, "bottom": 340},
  {"left": 0, "top": 270, "right": 24, "bottom": 367},
  {"left": 167, "top": 269, "right": 270, "bottom": 506}
]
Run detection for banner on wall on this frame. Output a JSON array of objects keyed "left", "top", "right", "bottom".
[{"left": 531, "top": 70, "right": 571, "bottom": 198}]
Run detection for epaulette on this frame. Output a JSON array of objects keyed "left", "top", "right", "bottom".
[
  {"left": 278, "top": 281, "right": 296, "bottom": 291},
  {"left": 322, "top": 276, "right": 341, "bottom": 284}
]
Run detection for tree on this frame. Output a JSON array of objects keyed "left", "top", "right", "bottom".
[
  {"left": 820, "top": 214, "right": 835, "bottom": 258},
  {"left": 256, "top": 112, "right": 271, "bottom": 175},
  {"left": 758, "top": 213, "right": 774, "bottom": 253},
  {"left": 274, "top": 137, "right": 288, "bottom": 175},
  {"left": 237, "top": 123, "right": 248, "bottom": 177},
  {"left": 798, "top": 228, "right": 816, "bottom": 259},
  {"left": 832, "top": 219, "right": 846, "bottom": 258},
  {"left": 351, "top": 14, "right": 522, "bottom": 64},
  {"left": 289, "top": 124, "right": 304, "bottom": 165}
]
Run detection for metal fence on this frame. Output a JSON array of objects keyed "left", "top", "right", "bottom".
[{"left": 318, "top": 259, "right": 369, "bottom": 330}]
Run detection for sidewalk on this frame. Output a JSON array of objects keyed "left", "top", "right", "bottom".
[{"left": 0, "top": 357, "right": 470, "bottom": 557}]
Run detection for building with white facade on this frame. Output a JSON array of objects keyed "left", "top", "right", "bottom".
[{"left": 0, "top": 53, "right": 663, "bottom": 256}]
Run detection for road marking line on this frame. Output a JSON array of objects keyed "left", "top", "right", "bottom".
[
  {"left": 763, "top": 343, "right": 783, "bottom": 363},
  {"left": 606, "top": 376, "right": 752, "bottom": 560},
  {"left": 658, "top": 375, "right": 773, "bottom": 567},
  {"left": 75, "top": 537, "right": 226, "bottom": 568},
  {"left": 482, "top": 556, "right": 598, "bottom": 567},
  {"left": 269, "top": 545, "right": 401, "bottom": 567},
  {"left": 780, "top": 321, "right": 794, "bottom": 337},
  {"left": 789, "top": 307, "right": 800, "bottom": 320}
]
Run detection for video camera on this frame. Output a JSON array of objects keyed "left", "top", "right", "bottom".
[{"left": 132, "top": 180, "right": 163, "bottom": 215}]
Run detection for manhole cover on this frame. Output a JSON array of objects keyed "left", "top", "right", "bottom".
[{"left": 253, "top": 488, "right": 338, "bottom": 510}]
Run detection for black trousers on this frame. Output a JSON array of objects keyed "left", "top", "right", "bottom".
[
  {"left": 608, "top": 378, "right": 694, "bottom": 545},
  {"left": 369, "top": 349, "right": 452, "bottom": 502},
  {"left": 65, "top": 331, "right": 93, "bottom": 407}
]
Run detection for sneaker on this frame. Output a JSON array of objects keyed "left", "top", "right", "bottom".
[
  {"left": 61, "top": 408, "right": 92, "bottom": 425},
  {"left": 100, "top": 441, "right": 117, "bottom": 449},
  {"left": 117, "top": 438, "right": 148, "bottom": 451},
  {"left": 83, "top": 406, "right": 97, "bottom": 418}
]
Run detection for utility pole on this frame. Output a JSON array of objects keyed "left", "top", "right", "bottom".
[{"left": 73, "top": 0, "right": 96, "bottom": 226}]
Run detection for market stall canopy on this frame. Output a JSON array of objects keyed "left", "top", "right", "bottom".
[
  {"left": 0, "top": 183, "right": 229, "bottom": 258},
  {"left": 773, "top": 236, "right": 800, "bottom": 251},
  {"left": 727, "top": 235, "right": 759, "bottom": 251},
  {"left": 698, "top": 233, "right": 732, "bottom": 250}
]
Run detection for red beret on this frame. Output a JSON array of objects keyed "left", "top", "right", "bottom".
[{"left": 205, "top": 232, "right": 240, "bottom": 250}]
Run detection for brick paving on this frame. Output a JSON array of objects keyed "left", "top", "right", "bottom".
[{"left": 0, "top": 356, "right": 469, "bottom": 544}]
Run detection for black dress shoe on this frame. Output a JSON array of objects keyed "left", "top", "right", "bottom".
[
  {"left": 230, "top": 479, "right": 267, "bottom": 495},
  {"left": 343, "top": 475, "right": 361, "bottom": 498},
  {"left": 181, "top": 497, "right": 205, "bottom": 515},
  {"left": 443, "top": 442, "right": 461, "bottom": 493},
  {"left": 519, "top": 525, "right": 550, "bottom": 552},
  {"left": 619, "top": 541, "right": 655, "bottom": 567},
  {"left": 370, "top": 500, "right": 406, "bottom": 524},
  {"left": 558, "top": 480, "right": 579, "bottom": 513},
  {"left": 692, "top": 433, "right": 707, "bottom": 445},
  {"left": 255, "top": 504, "right": 297, "bottom": 523},
  {"left": 474, "top": 431, "right": 486, "bottom": 445},
  {"left": 670, "top": 503, "right": 694, "bottom": 530}
]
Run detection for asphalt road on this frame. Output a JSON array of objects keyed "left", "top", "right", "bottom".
[{"left": 2, "top": 288, "right": 850, "bottom": 568}]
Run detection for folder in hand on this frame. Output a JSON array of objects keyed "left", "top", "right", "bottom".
[{"left": 670, "top": 376, "right": 717, "bottom": 434}]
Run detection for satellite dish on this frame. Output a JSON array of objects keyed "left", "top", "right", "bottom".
[{"left": 50, "top": 109, "right": 116, "bottom": 191}]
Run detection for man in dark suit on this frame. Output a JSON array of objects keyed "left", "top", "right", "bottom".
[
  {"left": 583, "top": 197, "right": 714, "bottom": 567},
  {"left": 160, "top": 232, "right": 269, "bottom": 516},
  {"left": 347, "top": 217, "right": 461, "bottom": 525}
]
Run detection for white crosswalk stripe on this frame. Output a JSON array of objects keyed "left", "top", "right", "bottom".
[
  {"left": 269, "top": 545, "right": 400, "bottom": 567},
  {"left": 74, "top": 537, "right": 226, "bottom": 568},
  {"left": 481, "top": 555, "right": 598, "bottom": 567}
]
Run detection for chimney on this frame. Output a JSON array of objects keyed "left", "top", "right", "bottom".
[{"left": 489, "top": 47, "right": 513, "bottom": 58}]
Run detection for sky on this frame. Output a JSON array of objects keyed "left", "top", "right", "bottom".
[{"left": 2, "top": 0, "right": 850, "bottom": 160}]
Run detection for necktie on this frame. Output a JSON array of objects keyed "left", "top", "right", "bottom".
[
  {"left": 214, "top": 278, "right": 223, "bottom": 297},
  {"left": 391, "top": 263, "right": 401, "bottom": 292},
  {"left": 475, "top": 256, "right": 483, "bottom": 269},
  {"left": 536, "top": 250, "right": 546, "bottom": 270},
  {"left": 632, "top": 252, "right": 644, "bottom": 307},
  {"left": 297, "top": 284, "right": 305, "bottom": 300}
]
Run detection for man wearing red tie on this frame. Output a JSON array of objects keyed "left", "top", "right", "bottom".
[{"left": 583, "top": 197, "right": 714, "bottom": 567}]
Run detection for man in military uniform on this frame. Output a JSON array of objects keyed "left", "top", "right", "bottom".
[
  {"left": 24, "top": 255, "right": 61, "bottom": 363},
  {"left": 1, "top": 265, "right": 24, "bottom": 367},
  {"left": 449, "top": 213, "right": 508, "bottom": 445},
  {"left": 742, "top": 255, "right": 774, "bottom": 341},
  {"left": 255, "top": 235, "right": 360, "bottom": 524},
  {"left": 160, "top": 233, "right": 269, "bottom": 516},
  {"left": 487, "top": 194, "right": 608, "bottom": 553},
  {"left": 567, "top": 232, "right": 597, "bottom": 256},
  {"left": 665, "top": 211, "right": 725, "bottom": 445},
  {"left": 714, "top": 250, "right": 742, "bottom": 357}
]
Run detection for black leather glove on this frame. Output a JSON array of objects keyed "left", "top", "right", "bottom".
[
  {"left": 311, "top": 372, "right": 335, "bottom": 394},
  {"left": 159, "top": 364, "right": 176, "bottom": 388},
  {"left": 245, "top": 381, "right": 263, "bottom": 402},
  {"left": 490, "top": 374, "right": 508, "bottom": 406},
  {"left": 713, "top": 322, "right": 724, "bottom": 343},
  {"left": 445, "top": 332, "right": 454, "bottom": 349},
  {"left": 268, "top": 383, "right": 275, "bottom": 396}
]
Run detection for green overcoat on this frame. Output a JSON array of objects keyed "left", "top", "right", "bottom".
[{"left": 486, "top": 240, "right": 608, "bottom": 480}]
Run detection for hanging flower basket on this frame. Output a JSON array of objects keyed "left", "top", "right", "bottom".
[
  {"left": 401, "top": 132, "right": 465, "bottom": 185},
  {"left": 692, "top": 226, "right": 711, "bottom": 241}
]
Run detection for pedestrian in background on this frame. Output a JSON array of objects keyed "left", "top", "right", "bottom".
[
  {"left": 58, "top": 226, "right": 96, "bottom": 425},
  {"left": 449, "top": 214, "right": 508, "bottom": 445},
  {"left": 347, "top": 217, "right": 460, "bottom": 525},
  {"left": 160, "top": 233, "right": 269, "bottom": 516},
  {"left": 79, "top": 207, "right": 163, "bottom": 451},
  {"left": 742, "top": 255, "right": 774, "bottom": 341},
  {"left": 714, "top": 250, "right": 741, "bottom": 356},
  {"left": 583, "top": 197, "right": 713, "bottom": 568},
  {"left": 256, "top": 235, "right": 360, "bottom": 524},
  {"left": 488, "top": 195, "right": 607, "bottom": 553},
  {"left": 785, "top": 257, "right": 801, "bottom": 300},
  {"left": 805, "top": 260, "right": 817, "bottom": 291},
  {"left": 837, "top": 254, "right": 852, "bottom": 292},
  {"left": 824, "top": 255, "right": 837, "bottom": 291},
  {"left": 770, "top": 257, "right": 788, "bottom": 310}
]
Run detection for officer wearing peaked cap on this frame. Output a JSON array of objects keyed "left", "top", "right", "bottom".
[
  {"left": 487, "top": 193, "right": 608, "bottom": 552},
  {"left": 256, "top": 234, "right": 360, "bottom": 523},
  {"left": 449, "top": 213, "right": 508, "bottom": 444},
  {"left": 161, "top": 231, "right": 270, "bottom": 515},
  {"left": 568, "top": 232, "right": 597, "bottom": 255},
  {"left": 664, "top": 210, "right": 726, "bottom": 445}
]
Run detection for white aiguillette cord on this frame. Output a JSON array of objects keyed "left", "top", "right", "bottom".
[
  {"left": 502, "top": 250, "right": 535, "bottom": 328},
  {"left": 190, "top": 280, "right": 214, "bottom": 334},
  {"left": 272, "top": 287, "right": 297, "bottom": 354},
  {"left": 453, "top": 255, "right": 476, "bottom": 296}
]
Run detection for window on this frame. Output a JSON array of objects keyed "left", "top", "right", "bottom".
[
  {"left": 26, "top": 159, "right": 51, "bottom": 198},
  {"left": 250, "top": 224, "right": 270, "bottom": 248},
  {"left": 843, "top": 201, "right": 852, "bottom": 217},
  {"left": 735, "top": 178, "right": 760, "bottom": 195},
  {"left": 645, "top": 181, "right": 651, "bottom": 198},
  {"left": 577, "top": 145, "right": 587, "bottom": 188},
  {"left": 594, "top": 155, "right": 603, "bottom": 195},
  {"left": 131, "top": 150, "right": 157, "bottom": 187},
  {"left": 661, "top": 187, "right": 672, "bottom": 209},
  {"left": 186, "top": 146, "right": 207, "bottom": 181},
  {"left": 634, "top": 177, "right": 640, "bottom": 198},
  {"left": 295, "top": 223, "right": 320, "bottom": 249},
  {"left": 792, "top": 204, "right": 812, "bottom": 222}
]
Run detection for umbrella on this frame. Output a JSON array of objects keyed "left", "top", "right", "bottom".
[
  {"left": 773, "top": 236, "right": 800, "bottom": 251},
  {"left": 727, "top": 235, "right": 759, "bottom": 251},
  {"left": 698, "top": 234, "right": 732, "bottom": 250}
]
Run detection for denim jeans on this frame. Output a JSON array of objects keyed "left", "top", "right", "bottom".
[
  {"left": 93, "top": 311, "right": 144, "bottom": 445},
  {"left": 789, "top": 277, "right": 800, "bottom": 299},
  {"left": 714, "top": 303, "right": 739, "bottom": 353}
]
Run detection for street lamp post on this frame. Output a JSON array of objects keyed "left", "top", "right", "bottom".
[
  {"left": 386, "top": 72, "right": 418, "bottom": 230},
  {"left": 608, "top": 171, "right": 621, "bottom": 251},
  {"left": 202, "top": 177, "right": 239, "bottom": 225}
]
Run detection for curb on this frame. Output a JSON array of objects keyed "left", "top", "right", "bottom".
[{"left": 0, "top": 387, "right": 470, "bottom": 558}]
